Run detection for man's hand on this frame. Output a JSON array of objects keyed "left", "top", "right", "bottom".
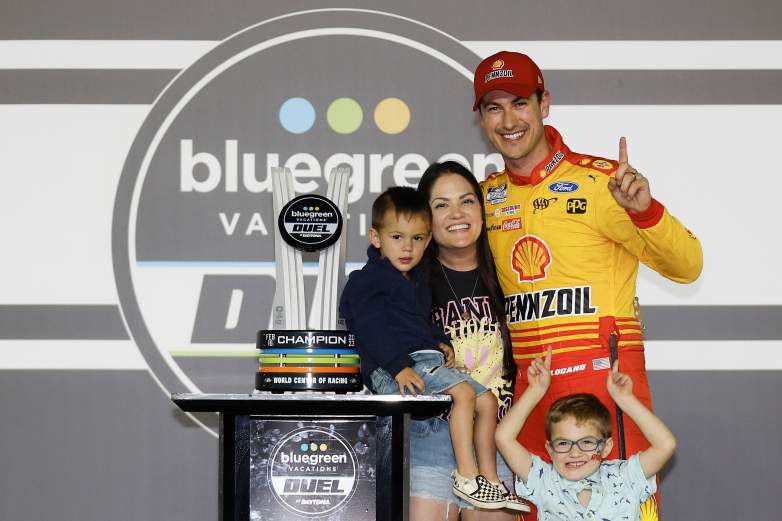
[
  {"left": 527, "top": 346, "right": 552, "bottom": 397},
  {"left": 395, "top": 367, "right": 425, "bottom": 396},
  {"left": 606, "top": 360, "right": 634, "bottom": 402},
  {"left": 607, "top": 137, "right": 651, "bottom": 213},
  {"left": 439, "top": 342, "right": 455, "bottom": 368}
]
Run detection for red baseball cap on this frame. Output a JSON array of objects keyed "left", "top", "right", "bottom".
[{"left": 473, "top": 51, "right": 545, "bottom": 110}]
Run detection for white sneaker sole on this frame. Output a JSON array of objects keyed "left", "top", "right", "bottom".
[{"left": 502, "top": 500, "right": 531, "bottom": 513}]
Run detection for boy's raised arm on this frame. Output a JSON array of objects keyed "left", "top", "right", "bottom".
[
  {"left": 607, "top": 362, "right": 677, "bottom": 478},
  {"left": 495, "top": 347, "right": 551, "bottom": 483}
]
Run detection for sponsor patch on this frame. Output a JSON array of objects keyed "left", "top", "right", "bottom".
[
  {"left": 502, "top": 218, "right": 521, "bottom": 231},
  {"left": 544, "top": 150, "right": 565, "bottom": 174},
  {"left": 486, "top": 183, "right": 508, "bottom": 205},
  {"left": 592, "top": 159, "right": 613, "bottom": 170},
  {"left": 487, "top": 223, "right": 502, "bottom": 232},
  {"left": 532, "top": 197, "right": 557, "bottom": 213},
  {"left": 548, "top": 181, "right": 579, "bottom": 193},
  {"left": 566, "top": 198, "right": 587, "bottom": 214},
  {"left": 552, "top": 364, "right": 586, "bottom": 376},
  {"left": 510, "top": 235, "right": 551, "bottom": 282},
  {"left": 497, "top": 204, "right": 521, "bottom": 217},
  {"left": 485, "top": 69, "right": 514, "bottom": 83},
  {"left": 592, "top": 357, "right": 611, "bottom": 371},
  {"left": 505, "top": 285, "right": 598, "bottom": 324}
]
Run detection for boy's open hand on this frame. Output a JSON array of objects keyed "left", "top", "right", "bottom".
[
  {"left": 527, "top": 346, "right": 552, "bottom": 396},
  {"left": 395, "top": 367, "right": 425, "bottom": 396},
  {"left": 606, "top": 360, "right": 634, "bottom": 400},
  {"left": 438, "top": 342, "right": 455, "bottom": 368}
]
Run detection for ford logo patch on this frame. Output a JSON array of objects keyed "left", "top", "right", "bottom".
[{"left": 548, "top": 181, "right": 579, "bottom": 193}]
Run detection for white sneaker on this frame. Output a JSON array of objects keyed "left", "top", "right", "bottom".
[
  {"left": 495, "top": 481, "right": 531, "bottom": 513},
  {"left": 451, "top": 472, "right": 506, "bottom": 509}
]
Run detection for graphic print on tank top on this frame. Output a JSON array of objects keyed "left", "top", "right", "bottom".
[{"left": 431, "top": 265, "right": 513, "bottom": 419}]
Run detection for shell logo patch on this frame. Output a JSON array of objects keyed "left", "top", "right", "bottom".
[
  {"left": 511, "top": 235, "right": 551, "bottom": 282},
  {"left": 592, "top": 159, "right": 613, "bottom": 170},
  {"left": 491, "top": 59, "right": 504, "bottom": 70}
]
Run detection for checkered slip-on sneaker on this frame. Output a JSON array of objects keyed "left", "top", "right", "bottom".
[
  {"left": 451, "top": 472, "right": 506, "bottom": 509},
  {"left": 495, "top": 481, "right": 531, "bottom": 513}
]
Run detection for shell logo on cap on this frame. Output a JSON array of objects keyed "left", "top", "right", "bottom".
[
  {"left": 491, "top": 59, "right": 505, "bottom": 70},
  {"left": 511, "top": 235, "right": 551, "bottom": 282}
]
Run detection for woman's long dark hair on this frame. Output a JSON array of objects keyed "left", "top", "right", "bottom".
[{"left": 417, "top": 161, "right": 516, "bottom": 384}]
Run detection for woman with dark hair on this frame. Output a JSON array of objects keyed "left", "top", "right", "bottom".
[{"left": 410, "top": 161, "right": 528, "bottom": 520}]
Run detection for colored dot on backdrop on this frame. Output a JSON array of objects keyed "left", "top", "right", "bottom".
[
  {"left": 279, "top": 98, "right": 316, "bottom": 134},
  {"left": 300, "top": 443, "right": 309, "bottom": 451},
  {"left": 319, "top": 443, "right": 327, "bottom": 452},
  {"left": 310, "top": 443, "right": 318, "bottom": 451},
  {"left": 327, "top": 97, "right": 363, "bottom": 134},
  {"left": 374, "top": 98, "right": 411, "bottom": 134}
]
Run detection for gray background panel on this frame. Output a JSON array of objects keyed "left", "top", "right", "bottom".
[
  {"left": 4, "top": 70, "right": 782, "bottom": 105},
  {"left": 2, "top": 0, "right": 782, "bottom": 40},
  {"left": 0, "top": 371, "right": 217, "bottom": 521},
  {"left": 3, "top": 305, "right": 781, "bottom": 340}
]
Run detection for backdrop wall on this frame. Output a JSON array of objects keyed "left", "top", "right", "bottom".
[{"left": 1, "top": 2, "right": 780, "bottom": 520}]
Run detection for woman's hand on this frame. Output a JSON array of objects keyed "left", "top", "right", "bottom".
[{"left": 438, "top": 342, "right": 455, "bottom": 368}]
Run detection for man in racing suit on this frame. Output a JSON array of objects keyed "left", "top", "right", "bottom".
[{"left": 474, "top": 51, "right": 703, "bottom": 518}]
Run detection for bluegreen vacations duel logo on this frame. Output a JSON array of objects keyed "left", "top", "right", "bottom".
[
  {"left": 112, "top": 9, "right": 500, "bottom": 417},
  {"left": 268, "top": 428, "right": 358, "bottom": 517}
]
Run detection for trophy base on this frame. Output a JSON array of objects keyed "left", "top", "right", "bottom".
[{"left": 255, "top": 370, "right": 363, "bottom": 393}]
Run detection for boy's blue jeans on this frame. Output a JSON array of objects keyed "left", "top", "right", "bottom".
[{"left": 368, "top": 351, "right": 487, "bottom": 396}]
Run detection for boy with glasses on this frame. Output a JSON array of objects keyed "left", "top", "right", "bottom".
[{"left": 496, "top": 348, "right": 676, "bottom": 520}]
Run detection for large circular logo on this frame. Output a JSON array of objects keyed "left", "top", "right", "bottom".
[
  {"left": 278, "top": 195, "right": 343, "bottom": 251},
  {"left": 112, "top": 9, "right": 501, "bottom": 431},
  {"left": 268, "top": 427, "right": 358, "bottom": 517}
]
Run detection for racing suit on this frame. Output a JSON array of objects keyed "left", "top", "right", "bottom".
[{"left": 482, "top": 126, "right": 702, "bottom": 515}]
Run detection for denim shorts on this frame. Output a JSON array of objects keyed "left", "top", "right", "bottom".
[
  {"left": 409, "top": 416, "right": 515, "bottom": 509},
  {"left": 368, "top": 351, "right": 487, "bottom": 397}
]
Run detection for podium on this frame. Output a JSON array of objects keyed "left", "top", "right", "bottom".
[{"left": 172, "top": 393, "right": 451, "bottom": 521}]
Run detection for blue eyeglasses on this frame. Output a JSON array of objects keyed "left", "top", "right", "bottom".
[{"left": 548, "top": 436, "right": 606, "bottom": 453}]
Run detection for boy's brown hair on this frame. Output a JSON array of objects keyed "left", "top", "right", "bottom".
[
  {"left": 371, "top": 186, "right": 431, "bottom": 230},
  {"left": 545, "top": 393, "right": 612, "bottom": 439}
]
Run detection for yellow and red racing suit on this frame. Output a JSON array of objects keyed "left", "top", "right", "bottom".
[{"left": 482, "top": 126, "right": 702, "bottom": 513}]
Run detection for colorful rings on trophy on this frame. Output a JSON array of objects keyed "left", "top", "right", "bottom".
[{"left": 256, "top": 330, "right": 363, "bottom": 392}]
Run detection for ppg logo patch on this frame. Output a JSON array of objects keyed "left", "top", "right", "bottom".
[{"left": 566, "top": 198, "right": 587, "bottom": 214}]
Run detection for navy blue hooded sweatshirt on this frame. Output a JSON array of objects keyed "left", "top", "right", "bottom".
[{"left": 339, "top": 245, "right": 450, "bottom": 384}]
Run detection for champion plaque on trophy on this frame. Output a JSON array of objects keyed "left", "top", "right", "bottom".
[{"left": 256, "top": 166, "right": 362, "bottom": 393}]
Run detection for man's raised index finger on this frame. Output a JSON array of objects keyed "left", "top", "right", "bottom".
[{"left": 618, "top": 136, "right": 628, "bottom": 164}]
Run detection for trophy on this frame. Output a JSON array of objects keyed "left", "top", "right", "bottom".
[{"left": 256, "top": 166, "right": 362, "bottom": 393}]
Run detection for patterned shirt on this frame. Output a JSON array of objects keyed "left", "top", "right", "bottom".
[{"left": 515, "top": 454, "right": 656, "bottom": 521}]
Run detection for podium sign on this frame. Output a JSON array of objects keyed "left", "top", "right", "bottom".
[{"left": 250, "top": 418, "right": 376, "bottom": 520}]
